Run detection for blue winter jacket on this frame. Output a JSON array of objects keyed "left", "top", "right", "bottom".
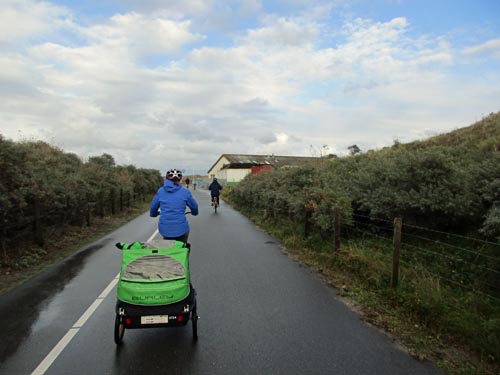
[{"left": 150, "top": 180, "right": 199, "bottom": 238}]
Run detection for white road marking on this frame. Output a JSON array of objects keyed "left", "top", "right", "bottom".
[
  {"left": 98, "top": 277, "right": 119, "bottom": 298},
  {"left": 31, "top": 231, "right": 158, "bottom": 374},
  {"left": 31, "top": 328, "right": 79, "bottom": 375},
  {"left": 147, "top": 229, "right": 158, "bottom": 242},
  {"left": 72, "top": 299, "right": 104, "bottom": 329}
]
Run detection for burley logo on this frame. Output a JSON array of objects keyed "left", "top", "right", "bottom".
[{"left": 132, "top": 294, "right": 174, "bottom": 301}]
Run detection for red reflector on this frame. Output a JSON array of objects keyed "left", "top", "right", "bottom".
[
  {"left": 125, "top": 318, "right": 133, "bottom": 325},
  {"left": 177, "top": 315, "right": 184, "bottom": 322}
]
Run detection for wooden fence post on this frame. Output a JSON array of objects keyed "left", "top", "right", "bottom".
[
  {"left": 392, "top": 217, "right": 402, "bottom": 288},
  {"left": 65, "top": 195, "right": 71, "bottom": 224},
  {"left": 304, "top": 207, "right": 312, "bottom": 238},
  {"left": 334, "top": 208, "right": 341, "bottom": 253},
  {"left": 304, "top": 190, "right": 311, "bottom": 238},
  {"left": 99, "top": 191, "right": 104, "bottom": 218},
  {"left": 1, "top": 215, "right": 7, "bottom": 261},
  {"left": 120, "top": 188, "right": 124, "bottom": 212},
  {"left": 111, "top": 188, "right": 116, "bottom": 215},
  {"left": 33, "top": 197, "right": 44, "bottom": 246},
  {"left": 86, "top": 202, "right": 92, "bottom": 226}
]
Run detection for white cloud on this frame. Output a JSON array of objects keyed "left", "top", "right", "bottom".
[
  {"left": 0, "top": 0, "right": 72, "bottom": 43},
  {"left": 1, "top": 2, "right": 499, "bottom": 173},
  {"left": 237, "top": 0, "right": 263, "bottom": 17},
  {"left": 83, "top": 13, "right": 204, "bottom": 57},
  {"left": 245, "top": 16, "right": 319, "bottom": 47},
  {"left": 255, "top": 132, "right": 297, "bottom": 155},
  {"left": 464, "top": 38, "right": 500, "bottom": 59},
  {"left": 112, "top": 0, "right": 262, "bottom": 34},
  {"left": 114, "top": 0, "right": 214, "bottom": 16}
]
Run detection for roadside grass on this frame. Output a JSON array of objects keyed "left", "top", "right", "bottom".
[
  {"left": 0, "top": 203, "right": 150, "bottom": 295},
  {"left": 231, "top": 205, "right": 500, "bottom": 375}
]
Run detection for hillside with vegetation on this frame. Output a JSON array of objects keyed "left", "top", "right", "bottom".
[
  {"left": 405, "top": 112, "right": 500, "bottom": 151},
  {"left": 225, "top": 111, "right": 500, "bottom": 375}
]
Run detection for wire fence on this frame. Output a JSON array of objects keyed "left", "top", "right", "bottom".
[
  {"left": 0, "top": 190, "right": 147, "bottom": 261},
  {"left": 338, "top": 213, "right": 500, "bottom": 302}
]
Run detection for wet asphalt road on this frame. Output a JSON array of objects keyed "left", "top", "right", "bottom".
[{"left": 0, "top": 189, "right": 445, "bottom": 375}]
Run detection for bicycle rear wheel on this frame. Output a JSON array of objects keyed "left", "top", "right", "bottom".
[{"left": 114, "top": 315, "right": 125, "bottom": 344}]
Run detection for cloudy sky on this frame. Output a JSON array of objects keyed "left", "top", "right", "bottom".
[{"left": 1, "top": 0, "right": 499, "bottom": 174}]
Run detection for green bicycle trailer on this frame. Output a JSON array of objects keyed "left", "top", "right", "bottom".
[
  {"left": 113, "top": 240, "right": 199, "bottom": 344},
  {"left": 115, "top": 240, "right": 191, "bottom": 306}
]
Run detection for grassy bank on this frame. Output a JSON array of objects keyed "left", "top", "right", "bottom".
[{"left": 226, "top": 202, "right": 500, "bottom": 375}]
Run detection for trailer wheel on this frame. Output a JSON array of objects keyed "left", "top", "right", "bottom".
[
  {"left": 114, "top": 315, "right": 125, "bottom": 344},
  {"left": 191, "top": 308, "right": 198, "bottom": 340}
]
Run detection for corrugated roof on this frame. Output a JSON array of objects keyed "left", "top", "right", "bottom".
[
  {"left": 224, "top": 154, "right": 317, "bottom": 167},
  {"left": 208, "top": 153, "right": 319, "bottom": 173}
]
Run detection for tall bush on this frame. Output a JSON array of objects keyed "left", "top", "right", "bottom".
[{"left": 0, "top": 138, "right": 162, "bottom": 256}]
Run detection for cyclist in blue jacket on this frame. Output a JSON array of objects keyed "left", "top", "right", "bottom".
[{"left": 150, "top": 169, "right": 199, "bottom": 243}]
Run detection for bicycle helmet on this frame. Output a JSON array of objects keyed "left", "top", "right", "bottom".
[{"left": 166, "top": 168, "right": 183, "bottom": 180}]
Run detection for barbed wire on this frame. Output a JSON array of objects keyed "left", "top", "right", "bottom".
[
  {"left": 344, "top": 225, "right": 394, "bottom": 245},
  {"left": 350, "top": 219, "right": 394, "bottom": 234},
  {"left": 345, "top": 220, "right": 500, "bottom": 294},
  {"left": 345, "top": 217, "right": 500, "bottom": 274},
  {"left": 351, "top": 212, "right": 499, "bottom": 247},
  {"left": 402, "top": 231, "right": 500, "bottom": 262},
  {"left": 401, "top": 242, "right": 500, "bottom": 275},
  {"left": 352, "top": 213, "right": 394, "bottom": 224},
  {"left": 349, "top": 215, "right": 500, "bottom": 262},
  {"left": 401, "top": 256, "right": 500, "bottom": 293},
  {"left": 403, "top": 222, "right": 500, "bottom": 246},
  {"left": 472, "top": 279, "right": 500, "bottom": 293},
  {"left": 399, "top": 258, "right": 500, "bottom": 302}
]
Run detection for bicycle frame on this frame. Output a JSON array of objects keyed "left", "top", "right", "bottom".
[{"left": 212, "top": 196, "right": 218, "bottom": 213}]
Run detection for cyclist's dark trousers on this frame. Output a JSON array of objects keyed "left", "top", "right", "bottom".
[
  {"left": 163, "top": 231, "right": 189, "bottom": 243},
  {"left": 211, "top": 194, "right": 220, "bottom": 205}
]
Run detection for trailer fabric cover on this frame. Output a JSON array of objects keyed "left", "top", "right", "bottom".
[{"left": 117, "top": 241, "right": 190, "bottom": 306}]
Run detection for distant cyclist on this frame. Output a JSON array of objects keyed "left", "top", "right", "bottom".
[
  {"left": 150, "top": 169, "right": 199, "bottom": 243},
  {"left": 185, "top": 177, "right": 190, "bottom": 189},
  {"left": 209, "top": 178, "right": 223, "bottom": 207}
]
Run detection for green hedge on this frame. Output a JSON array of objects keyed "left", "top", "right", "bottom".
[
  {"left": 0, "top": 136, "right": 163, "bottom": 253},
  {"left": 228, "top": 146, "right": 500, "bottom": 240}
]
